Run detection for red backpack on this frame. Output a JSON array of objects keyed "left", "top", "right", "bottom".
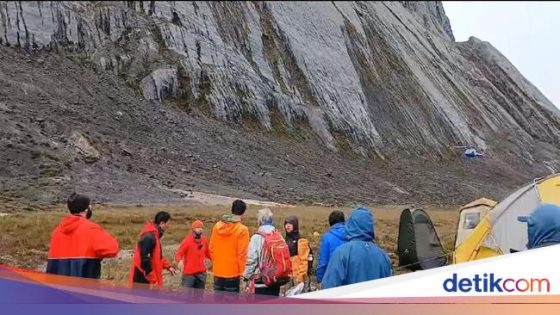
[{"left": 259, "top": 230, "right": 292, "bottom": 286}]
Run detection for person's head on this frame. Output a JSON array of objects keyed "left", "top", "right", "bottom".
[
  {"left": 231, "top": 199, "right": 247, "bottom": 216},
  {"left": 328, "top": 210, "right": 345, "bottom": 227},
  {"left": 345, "top": 206, "right": 374, "bottom": 241},
  {"left": 154, "top": 211, "right": 172, "bottom": 231},
  {"left": 518, "top": 204, "right": 560, "bottom": 249},
  {"left": 257, "top": 208, "right": 273, "bottom": 226},
  {"left": 192, "top": 220, "right": 204, "bottom": 236},
  {"left": 67, "top": 192, "right": 92, "bottom": 219},
  {"left": 284, "top": 216, "right": 299, "bottom": 234}
]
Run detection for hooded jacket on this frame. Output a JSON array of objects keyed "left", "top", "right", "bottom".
[
  {"left": 129, "top": 221, "right": 171, "bottom": 286},
  {"left": 284, "top": 216, "right": 313, "bottom": 277},
  {"left": 321, "top": 207, "right": 392, "bottom": 289},
  {"left": 47, "top": 214, "right": 119, "bottom": 279},
  {"left": 522, "top": 204, "right": 560, "bottom": 249},
  {"left": 174, "top": 231, "right": 211, "bottom": 275},
  {"left": 284, "top": 216, "right": 301, "bottom": 257},
  {"left": 209, "top": 214, "right": 250, "bottom": 278},
  {"left": 243, "top": 224, "right": 276, "bottom": 287},
  {"left": 316, "top": 222, "right": 346, "bottom": 283}
]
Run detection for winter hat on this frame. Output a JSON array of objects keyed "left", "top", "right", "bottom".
[
  {"left": 192, "top": 220, "right": 204, "bottom": 229},
  {"left": 67, "top": 192, "right": 90, "bottom": 214}
]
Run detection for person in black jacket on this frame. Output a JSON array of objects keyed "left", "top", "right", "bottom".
[
  {"left": 284, "top": 216, "right": 313, "bottom": 290},
  {"left": 131, "top": 211, "right": 177, "bottom": 286}
]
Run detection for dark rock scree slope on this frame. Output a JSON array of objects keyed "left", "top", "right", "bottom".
[{"left": 0, "top": 1, "right": 558, "bottom": 208}]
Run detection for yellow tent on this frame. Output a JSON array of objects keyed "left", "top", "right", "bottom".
[
  {"left": 454, "top": 174, "right": 560, "bottom": 264},
  {"left": 454, "top": 198, "right": 497, "bottom": 249}
]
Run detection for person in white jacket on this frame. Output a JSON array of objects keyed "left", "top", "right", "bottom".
[{"left": 242, "top": 208, "right": 282, "bottom": 296}]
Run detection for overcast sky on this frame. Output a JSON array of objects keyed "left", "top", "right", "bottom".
[{"left": 443, "top": 1, "right": 559, "bottom": 108}]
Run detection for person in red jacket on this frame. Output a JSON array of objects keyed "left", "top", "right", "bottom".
[
  {"left": 129, "top": 211, "right": 177, "bottom": 287},
  {"left": 174, "top": 220, "right": 211, "bottom": 289},
  {"left": 47, "top": 192, "right": 119, "bottom": 279}
]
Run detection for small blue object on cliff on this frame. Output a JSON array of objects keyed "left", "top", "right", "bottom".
[{"left": 464, "top": 148, "right": 483, "bottom": 157}]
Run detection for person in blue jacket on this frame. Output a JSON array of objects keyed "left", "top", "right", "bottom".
[
  {"left": 518, "top": 204, "right": 560, "bottom": 249},
  {"left": 321, "top": 206, "right": 392, "bottom": 289},
  {"left": 316, "top": 210, "right": 347, "bottom": 283}
]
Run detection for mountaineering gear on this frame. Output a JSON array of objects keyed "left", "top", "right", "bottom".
[
  {"left": 454, "top": 174, "right": 560, "bottom": 263},
  {"left": 454, "top": 198, "right": 497, "bottom": 249},
  {"left": 209, "top": 214, "right": 250, "bottom": 279},
  {"left": 397, "top": 208, "right": 447, "bottom": 271},
  {"left": 244, "top": 225, "right": 274, "bottom": 280},
  {"left": 192, "top": 220, "right": 204, "bottom": 229},
  {"left": 316, "top": 222, "right": 347, "bottom": 283},
  {"left": 47, "top": 214, "right": 119, "bottom": 279},
  {"left": 175, "top": 231, "right": 211, "bottom": 276},
  {"left": 259, "top": 230, "right": 292, "bottom": 287},
  {"left": 518, "top": 204, "right": 560, "bottom": 249},
  {"left": 321, "top": 207, "right": 392, "bottom": 289},
  {"left": 244, "top": 225, "right": 291, "bottom": 293},
  {"left": 131, "top": 228, "right": 159, "bottom": 284},
  {"left": 284, "top": 216, "right": 314, "bottom": 284},
  {"left": 284, "top": 216, "right": 300, "bottom": 256},
  {"left": 291, "top": 238, "right": 311, "bottom": 284},
  {"left": 129, "top": 221, "right": 172, "bottom": 287},
  {"left": 244, "top": 207, "right": 290, "bottom": 295}
]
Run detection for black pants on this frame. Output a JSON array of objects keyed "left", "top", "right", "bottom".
[
  {"left": 182, "top": 273, "right": 207, "bottom": 289},
  {"left": 132, "top": 268, "right": 149, "bottom": 284},
  {"left": 255, "top": 285, "right": 281, "bottom": 296},
  {"left": 213, "top": 276, "right": 240, "bottom": 293}
]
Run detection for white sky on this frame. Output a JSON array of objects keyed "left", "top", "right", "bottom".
[{"left": 443, "top": 1, "right": 560, "bottom": 108}]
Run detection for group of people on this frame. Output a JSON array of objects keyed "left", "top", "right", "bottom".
[
  {"left": 45, "top": 192, "right": 560, "bottom": 296},
  {"left": 45, "top": 193, "right": 393, "bottom": 295}
]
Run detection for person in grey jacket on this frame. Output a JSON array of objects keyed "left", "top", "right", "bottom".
[{"left": 242, "top": 208, "right": 282, "bottom": 296}]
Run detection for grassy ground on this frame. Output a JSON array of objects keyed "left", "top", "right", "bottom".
[{"left": 0, "top": 203, "right": 459, "bottom": 289}]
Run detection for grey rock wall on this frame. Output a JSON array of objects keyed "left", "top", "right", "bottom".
[{"left": 1, "top": 1, "right": 558, "bottom": 160}]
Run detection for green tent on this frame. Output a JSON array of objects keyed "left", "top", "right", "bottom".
[{"left": 397, "top": 208, "right": 447, "bottom": 271}]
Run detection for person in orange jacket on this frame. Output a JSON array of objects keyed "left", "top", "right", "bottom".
[
  {"left": 129, "top": 211, "right": 177, "bottom": 287},
  {"left": 209, "top": 199, "right": 250, "bottom": 293},
  {"left": 174, "top": 220, "right": 211, "bottom": 289},
  {"left": 47, "top": 192, "right": 119, "bottom": 279}
]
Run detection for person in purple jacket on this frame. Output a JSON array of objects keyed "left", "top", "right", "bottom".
[{"left": 316, "top": 210, "right": 347, "bottom": 284}]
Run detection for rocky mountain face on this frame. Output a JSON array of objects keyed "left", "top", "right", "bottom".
[{"left": 0, "top": 1, "right": 559, "bottom": 207}]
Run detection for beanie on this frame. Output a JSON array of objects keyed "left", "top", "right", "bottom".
[
  {"left": 67, "top": 192, "right": 91, "bottom": 214},
  {"left": 192, "top": 220, "right": 204, "bottom": 229}
]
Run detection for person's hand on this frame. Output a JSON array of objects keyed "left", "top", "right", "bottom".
[
  {"left": 146, "top": 272, "right": 157, "bottom": 284},
  {"left": 204, "top": 258, "right": 212, "bottom": 269},
  {"left": 240, "top": 278, "right": 249, "bottom": 293},
  {"left": 167, "top": 266, "right": 178, "bottom": 276},
  {"left": 177, "top": 260, "right": 184, "bottom": 272}
]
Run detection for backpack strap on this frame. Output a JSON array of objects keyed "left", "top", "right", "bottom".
[{"left": 256, "top": 227, "right": 276, "bottom": 238}]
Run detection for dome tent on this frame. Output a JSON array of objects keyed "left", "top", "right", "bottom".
[
  {"left": 454, "top": 173, "right": 560, "bottom": 263},
  {"left": 397, "top": 208, "right": 447, "bottom": 271},
  {"left": 454, "top": 198, "right": 497, "bottom": 249}
]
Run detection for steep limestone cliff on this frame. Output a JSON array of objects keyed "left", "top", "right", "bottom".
[
  {"left": 0, "top": 1, "right": 558, "bottom": 206},
  {"left": 1, "top": 1, "right": 559, "bottom": 156}
]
